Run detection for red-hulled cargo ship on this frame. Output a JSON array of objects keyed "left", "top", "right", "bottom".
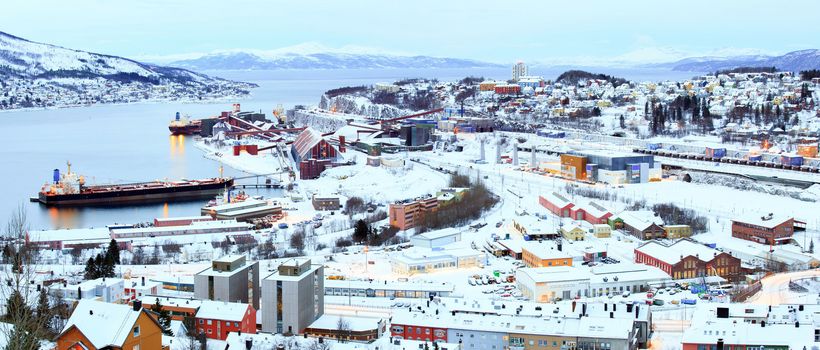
[
  {"left": 169, "top": 112, "right": 201, "bottom": 135},
  {"left": 37, "top": 163, "right": 233, "bottom": 206}
]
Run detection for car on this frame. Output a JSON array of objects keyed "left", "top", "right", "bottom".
[
  {"left": 646, "top": 292, "right": 654, "bottom": 299},
  {"left": 670, "top": 299, "right": 680, "bottom": 305},
  {"left": 607, "top": 293, "right": 614, "bottom": 299},
  {"left": 669, "top": 290, "right": 677, "bottom": 296},
  {"left": 501, "top": 293, "right": 512, "bottom": 298},
  {"left": 653, "top": 299, "right": 665, "bottom": 306},
  {"left": 621, "top": 291, "right": 631, "bottom": 298}
]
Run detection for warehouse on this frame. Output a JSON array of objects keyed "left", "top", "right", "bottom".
[
  {"left": 731, "top": 213, "right": 794, "bottom": 245},
  {"left": 410, "top": 228, "right": 462, "bottom": 248},
  {"left": 324, "top": 279, "right": 454, "bottom": 298},
  {"left": 291, "top": 127, "right": 339, "bottom": 164},
  {"left": 516, "top": 263, "right": 670, "bottom": 302},
  {"left": 561, "top": 150, "right": 661, "bottom": 183},
  {"left": 390, "top": 247, "right": 486, "bottom": 274}
]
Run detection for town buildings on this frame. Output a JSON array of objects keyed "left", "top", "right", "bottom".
[
  {"left": 634, "top": 239, "right": 743, "bottom": 281},
  {"left": 731, "top": 213, "right": 795, "bottom": 245},
  {"left": 682, "top": 304, "right": 820, "bottom": 349},
  {"left": 663, "top": 225, "right": 693, "bottom": 239},
  {"left": 324, "top": 279, "right": 454, "bottom": 298},
  {"left": 261, "top": 258, "right": 324, "bottom": 335},
  {"left": 311, "top": 194, "right": 341, "bottom": 211},
  {"left": 194, "top": 255, "right": 260, "bottom": 310},
  {"left": 56, "top": 300, "right": 163, "bottom": 350}
]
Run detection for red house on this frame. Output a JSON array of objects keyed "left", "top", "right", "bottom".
[
  {"left": 195, "top": 301, "right": 256, "bottom": 340},
  {"left": 731, "top": 214, "right": 794, "bottom": 245},
  {"left": 494, "top": 84, "right": 521, "bottom": 95},
  {"left": 539, "top": 192, "right": 574, "bottom": 217},
  {"left": 635, "top": 239, "right": 742, "bottom": 281}
]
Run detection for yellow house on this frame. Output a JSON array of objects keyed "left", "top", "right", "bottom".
[
  {"left": 592, "top": 224, "right": 611, "bottom": 238},
  {"left": 561, "top": 225, "right": 586, "bottom": 241},
  {"left": 663, "top": 225, "right": 692, "bottom": 239}
]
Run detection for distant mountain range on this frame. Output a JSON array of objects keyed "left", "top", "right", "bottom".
[
  {"left": 659, "top": 49, "right": 820, "bottom": 72},
  {"left": 0, "top": 31, "right": 254, "bottom": 110},
  {"left": 168, "top": 51, "right": 504, "bottom": 70}
]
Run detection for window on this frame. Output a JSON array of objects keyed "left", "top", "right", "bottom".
[
  {"left": 208, "top": 329, "right": 212, "bottom": 334},
  {"left": 235, "top": 322, "right": 239, "bottom": 327},
  {"left": 199, "top": 319, "right": 203, "bottom": 324},
  {"left": 133, "top": 326, "right": 140, "bottom": 337},
  {"left": 134, "top": 346, "right": 140, "bottom": 350},
  {"left": 207, "top": 320, "right": 212, "bottom": 325},
  {"left": 226, "top": 321, "right": 230, "bottom": 326}
]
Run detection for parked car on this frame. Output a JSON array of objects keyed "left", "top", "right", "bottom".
[{"left": 621, "top": 291, "right": 631, "bottom": 298}]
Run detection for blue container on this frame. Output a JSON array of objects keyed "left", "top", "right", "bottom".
[
  {"left": 647, "top": 143, "right": 662, "bottom": 151},
  {"left": 781, "top": 155, "right": 804, "bottom": 166},
  {"left": 706, "top": 243, "right": 717, "bottom": 249},
  {"left": 278, "top": 223, "right": 289, "bottom": 229},
  {"left": 681, "top": 299, "right": 697, "bottom": 305},
  {"left": 175, "top": 112, "right": 180, "bottom": 121},
  {"left": 53, "top": 169, "right": 60, "bottom": 184},
  {"left": 748, "top": 155, "right": 762, "bottom": 162},
  {"left": 705, "top": 147, "right": 726, "bottom": 158},
  {"left": 523, "top": 235, "right": 532, "bottom": 241}
]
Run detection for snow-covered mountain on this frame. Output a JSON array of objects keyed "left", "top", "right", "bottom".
[
  {"left": 665, "top": 49, "right": 820, "bottom": 72},
  {"left": 0, "top": 31, "right": 255, "bottom": 110},
  {"left": 168, "top": 51, "right": 503, "bottom": 70}
]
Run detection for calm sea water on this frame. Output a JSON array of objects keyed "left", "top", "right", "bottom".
[{"left": 0, "top": 67, "right": 700, "bottom": 230}]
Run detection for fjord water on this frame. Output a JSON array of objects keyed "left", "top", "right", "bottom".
[{"left": 0, "top": 67, "right": 698, "bottom": 230}]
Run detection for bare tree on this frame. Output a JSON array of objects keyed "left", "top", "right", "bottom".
[
  {"left": 335, "top": 317, "right": 351, "bottom": 343},
  {"left": 1, "top": 205, "right": 45, "bottom": 350}
]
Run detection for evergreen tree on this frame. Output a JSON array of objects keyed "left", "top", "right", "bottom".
[
  {"left": 352, "top": 220, "right": 369, "bottom": 243},
  {"left": 36, "top": 287, "right": 52, "bottom": 337},
  {"left": 151, "top": 299, "right": 174, "bottom": 336},
  {"left": 84, "top": 257, "right": 97, "bottom": 280},
  {"left": 106, "top": 239, "right": 120, "bottom": 265},
  {"left": 619, "top": 115, "right": 625, "bottom": 129},
  {"left": 5, "top": 290, "right": 26, "bottom": 321}
]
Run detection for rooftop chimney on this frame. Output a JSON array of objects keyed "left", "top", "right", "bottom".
[
  {"left": 246, "top": 338, "right": 253, "bottom": 350},
  {"left": 133, "top": 300, "right": 142, "bottom": 312},
  {"left": 609, "top": 312, "right": 613, "bottom": 319},
  {"left": 141, "top": 276, "right": 145, "bottom": 286}
]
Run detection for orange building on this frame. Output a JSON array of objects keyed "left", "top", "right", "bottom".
[
  {"left": 797, "top": 144, "right": 818, "bottom": 158},
  {"left": 389, "top": 195, "right": 439, "bottom": 230},
  {"left": 521, "top": 241, "right": 573, "bottom": 268},
  {"left": 56, "top": 300, "right": 165, "bottom": 350},
  {"left": 559, "top": 154, "right": 587, "bottom": 180}
]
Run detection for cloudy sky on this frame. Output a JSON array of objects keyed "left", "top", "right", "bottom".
[{"left": 2, "top": 0, "right": 818, "bottom": 64}]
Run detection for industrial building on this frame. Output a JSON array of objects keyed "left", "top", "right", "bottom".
[
  {"left": 560, "top": 151, "right": 661, "bottom": 184},
  {"left": 731, "top": 213, "right": 795, "bottom": 245},
  {"left": 194, "top": 255, "right": 260, "bottom": 310},
  {"left": 634, "top": 239, "right": 743, "bottom": 281},
  {"left": 521, "top": 240, "right": 573, "bottom": 268},
  {"left": 390, "top": 247, "right": 486, "bottom": 274},
  {"left": 516, "top": 263, "right": 670, "bottom": 302},
  {"left": 409, "top": 228, "right": 462, "bottom": 248},
  {"left": 291, "top": 127, "right": 340, "bottom": 179},
  {"left": 261, "top": 258, "right": 324, "bottom": 335}
]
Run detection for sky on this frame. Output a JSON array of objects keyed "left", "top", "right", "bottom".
[{"left": 2, "top": 0, "right": 819, "bottom": 65}]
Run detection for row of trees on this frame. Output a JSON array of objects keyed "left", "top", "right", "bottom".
[{"left": 83, "top": 239, "right": 120, "bottom": 280}]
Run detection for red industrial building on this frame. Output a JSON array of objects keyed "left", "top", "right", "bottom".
[
  {"left": 539, "top": 192, "right": 574, "bottom": 217},
  {"left": 731, "top": 214, "right": 794, "bottom": 245},
  {"left": 233, "top": 144, "right": 259, "bottom": 155},
  {"left": 292, "top": 128, "right": 339, "bottom": 179},
  {"left": 635, "top": 239, "right": 743, "bottom": 281},
  {"left": 195, "top": 301, "right": 256, "bottom": 340},
  {"left": 539, "top": 193, "right": 612, "bottom": 225}
]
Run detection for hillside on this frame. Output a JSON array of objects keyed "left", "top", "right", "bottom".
[
  {"left": 669, "top": 49, "right": 820, "bottom": 72},
  {"left": 169, "top": 51, "right": 503, "bottom": 70},
  {"left": 0, "top": 31, "right": 256, "bottom": 110},
  {"left": 555, "top": 70, "right": 629, "bottom": 87}
]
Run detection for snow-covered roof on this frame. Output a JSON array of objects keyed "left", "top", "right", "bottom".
[
  {"left": 307, "top": 315, "right": 382, "bottom": 332},
  {"left": 292, "top": 127, "right": 337, "bottom": 160},
  {"left": 412, "top": 228, "right": 462, "bottom": 241},
  {"left": 635, "top": 239, "right": 721, "bottom": 265},
  {"left": 521, "top": 241, "right": 572, "bottom": 259},
  {"left": 61, "top": 300, "right": 151, "bottom": 348},
  {"left": 732, "top": 212, "right": 792, "bottom": 228},
  {"left": 540, "top": 192, "right": 573, "bottom": 209},
  {"left": 617, "top": 210, "right": 664, "bottom": 231},
  {"left": 195, "top": 300, "right": 251, "bottom": 322},
  {"left": 324, "top": 279, "right": 454, "bottom": 292}
]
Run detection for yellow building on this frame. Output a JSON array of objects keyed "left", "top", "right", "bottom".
[
  {"left": 663, "top": 225, "right": 692, "bottom": 239},
  {"left": 561, "top": 225, "right": 586, "bottom": 241},
  {"left": 592, "top": 224, "right": 611, "bottom": 238}
]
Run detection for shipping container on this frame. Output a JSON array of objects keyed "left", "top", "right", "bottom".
[
  {"left": 781, "top": 154, "right": 804, "bottom": 167},
  {"left": 705, "top": 147, "right": 727, "bottom": 159},
  {"left": 647, "top": 143, "right": 662, "bottom": 151},
  {"left": 747, "top": 154, "right": 763, "bottom": 162}
]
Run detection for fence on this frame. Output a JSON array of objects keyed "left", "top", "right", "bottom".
[{"left": 730, "top": 281, "right": 762, "bottom": 302}]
